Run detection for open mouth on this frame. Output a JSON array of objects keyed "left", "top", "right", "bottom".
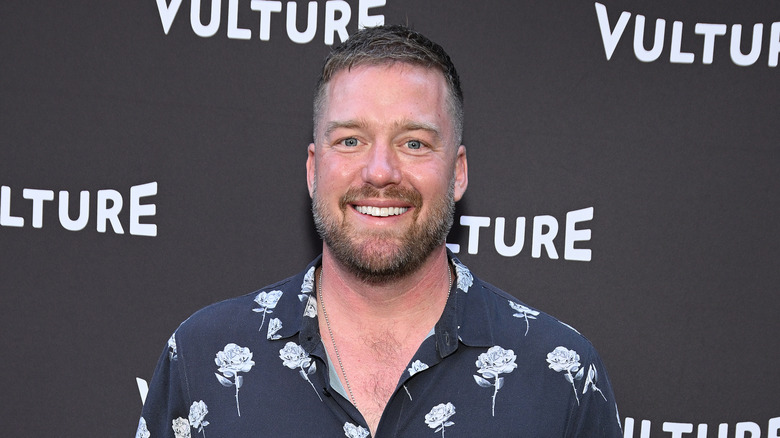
[
  {"left": 340, "top": 185, "right": 421, "bottom": 218},
  {"left": 354, "top": 205, "right": 409, "bottom": 217}
]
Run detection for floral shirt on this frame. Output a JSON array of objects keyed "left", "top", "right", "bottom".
[{"left": 137, "top": 254, "right": 622, "bottom": 438}]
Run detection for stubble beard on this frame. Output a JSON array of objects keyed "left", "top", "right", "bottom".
[{"left": 312, "top": 181, "right": 455, "bottom": 284}]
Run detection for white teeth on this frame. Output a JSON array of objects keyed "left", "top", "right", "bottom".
[{"left": 355, "top": 205, "right": 409, "bottom": 217}]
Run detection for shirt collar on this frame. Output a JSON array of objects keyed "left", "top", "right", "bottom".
[
  {"left": 268, "top": 256, "right": 322, "bottom": 351},
  {"left": 274, "top": 252, "right": 497, "bottom": 356}
]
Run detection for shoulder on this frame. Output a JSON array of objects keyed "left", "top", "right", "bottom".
[
  {"left": 179, "top": 275, "right": 297, "bottom": 332},
  {"left": 465, "top": 275, "right": 602, "bottom": 360},
  {"left": 170, "top": 264, "right": 316, "bottom": 356}
]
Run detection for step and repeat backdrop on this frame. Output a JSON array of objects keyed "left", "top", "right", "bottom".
[{"left": 2, "top": 1, "right": 778, "bottom": 436}]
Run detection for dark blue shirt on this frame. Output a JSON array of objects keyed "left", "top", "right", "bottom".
[{"left": 137, "top": 255, "right": 622, "bottom": 437}]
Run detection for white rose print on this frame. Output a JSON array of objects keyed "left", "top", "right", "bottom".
[
  {"left": 582, "top": 363, "right": 608, "bottom": 401},
  {"left": 343, "top": 422, "right": 370, "bottom": 438},
  {"left": 402, "top": 359, "right": 430, "bottom": 400},
  {"left": 135, "top": 417, "right": 150, "bottom": 438},
  {"left": 298, "top": 266, "right": 315, "bottom": 301},
  {"left": 253, "top": 290, "right": 283, "bottom": 330},
  {"left": 425, "top": 402, "right": 456, "bottom": 437},
  {"left": 168, "top": 332, "right": 178, "bottom": 360},
  {"left": 408, "top": 359, "right": 429, "bottom": 376},
  {"left": 188, "top": 400, "right": 209, "bottom": 437},
  {"left": 473, "top": 345, "right": 518, "bottom": 416},
  {"left": 172, "top": 417, "right": 191, "bottom": 438},
  {"left": 453, "top": 260, "right": 473, "bottom": 292},
  {"left": 302, "top": 266, "right": 315, "bottom": 293},
  {"left": 508, "top": 301, "right": 540, "bottom": 336},
  {"left": 267, "top": 317, "right": 283, "bottom": 340},
  {"left": 303, "top": 295, "right": 317, "bottom": 318},
  {"left": 279, "top": 341, "right": 322, "bottom": 401},
  {"left": 546, "top": 346, "right": 584, "bottom": 405},
  {"left": 214, "top": 343, "right": 255, "bottom": 416}
]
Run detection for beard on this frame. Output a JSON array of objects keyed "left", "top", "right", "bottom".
[{"left": 312, "top": 181, "right": 455, "bottom": 284}]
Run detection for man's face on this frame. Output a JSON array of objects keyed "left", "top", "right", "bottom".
[{"left": 307, "top": 63, "right": 468, "bottom": 283}]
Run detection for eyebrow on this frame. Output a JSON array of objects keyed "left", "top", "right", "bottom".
[
  {"left": 323, "top": 119, "right": 443, "bottom": 142},
  {"left": 323, "top": 120, "right": 365, "bottom": 140},
  {"left": 398, "top": 120, "right": 443, "bottom": 142}
]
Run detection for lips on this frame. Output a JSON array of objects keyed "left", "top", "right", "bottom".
[{"left": 339, "top": 185, "right": 422, "bottom": 217}]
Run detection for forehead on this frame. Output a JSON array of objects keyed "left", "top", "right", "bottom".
[
  {"left": 320, "top": 63, "right": 452, "bottom": 137},
  {"left": 328, "top": 61, "right": 447, "bottom": 87}
]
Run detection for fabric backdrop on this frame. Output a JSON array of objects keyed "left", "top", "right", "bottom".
[{"left": 1, "top": 1, "right": 778, "bottom": 436}]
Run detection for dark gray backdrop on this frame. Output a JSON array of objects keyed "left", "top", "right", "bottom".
[{"left": 1, "top": 1, "right": 778, "bottom": 436}]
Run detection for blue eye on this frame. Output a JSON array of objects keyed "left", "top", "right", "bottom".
[
  {"left": 343, "top": 138, "right": 358, "bottom": 147},
  {"left": 406, "top": 140, "right": 422, "bottom": 150}
]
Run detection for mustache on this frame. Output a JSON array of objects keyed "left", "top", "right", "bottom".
[{"left": 339, "top": 185, "right": 423, "bottom": 211}]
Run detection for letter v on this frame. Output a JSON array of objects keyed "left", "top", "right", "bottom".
[
  {"left": 156, "top": 0, "right": 183, "bottom": 34},
  {"left": 136, "top": 378, "right": 149, "bottom": 405},
  {"left": 594, "top": 2, "right": 631, "bottom": 60}
]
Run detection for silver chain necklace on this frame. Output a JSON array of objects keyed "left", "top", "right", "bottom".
[{"left": 317, "top": 265, "right": 453, "bottom": 410}]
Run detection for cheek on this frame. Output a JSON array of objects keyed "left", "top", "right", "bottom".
[
  {"left": 412, "top": 166, "right": 452, "bottom": 197},
  {"left": 332, "top": 155, "right": 367, "bottom": 178},
  {"left": 316, "top": 159, "right": 355, "bottom": 193}
]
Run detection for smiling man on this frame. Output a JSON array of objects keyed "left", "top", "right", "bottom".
[
  {"left": 137, "top": 25, "right": 622, "bottom": 438},
  {"left": 310, "top": 62, "right": 466, "bottom": 282}
]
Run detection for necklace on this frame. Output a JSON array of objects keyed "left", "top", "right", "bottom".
[
  {"left": 318, "top": 268, "right": 358, "bottom": 407},
  {"left": 317, "top": 265, "right": 453, "bottom": 409}
]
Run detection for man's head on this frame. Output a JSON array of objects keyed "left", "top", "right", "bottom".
[
  {"left": 307, "top": 26, "right": 468, "bottom": 283},
  {"left": 313, "top": 25, "right": 464, "bottom": 147}
]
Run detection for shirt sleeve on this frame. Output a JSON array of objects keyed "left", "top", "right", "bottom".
[
  {"left": 567, "top": 348, "right": 623, "bottom": 438},
  {"left": 135, "top": 334, "right": 190, "bottom": 438}
]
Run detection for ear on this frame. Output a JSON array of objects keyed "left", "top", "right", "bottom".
[
  {"left": 306, "top": 143, "right": 316, "bottom": 198},
  {"left": 453, "top": 145, "right": 468, "bottom": 201}
]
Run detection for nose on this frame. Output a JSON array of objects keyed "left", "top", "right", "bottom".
[{"left": 361, "top": 142, "right": 402, "bottom": 187}]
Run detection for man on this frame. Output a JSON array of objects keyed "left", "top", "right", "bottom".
[{"left": 137, "top": 25, "right": 622, "bottom": 437}]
